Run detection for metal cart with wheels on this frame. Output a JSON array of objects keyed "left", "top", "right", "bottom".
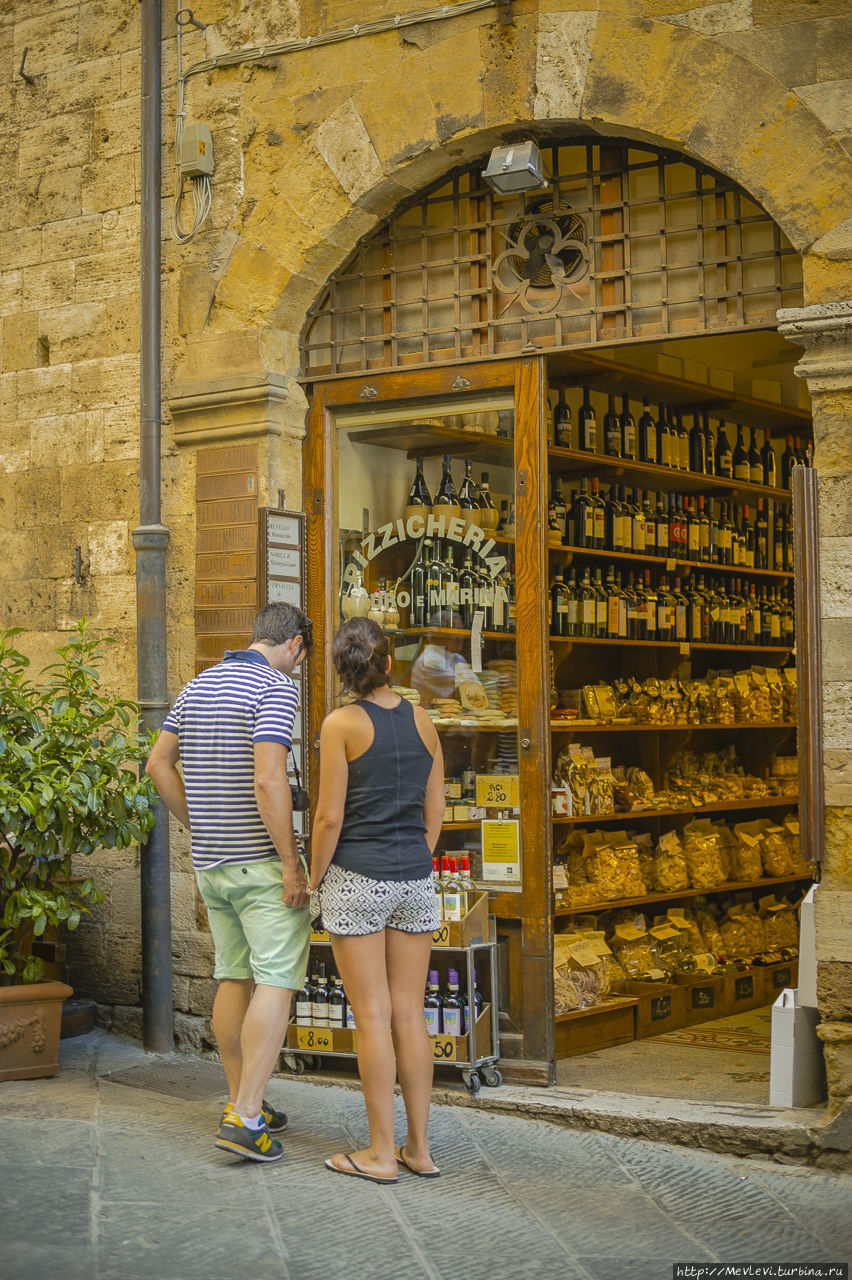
[{"left": 280, "top": 939, "right": 501, "bottom": 1094}]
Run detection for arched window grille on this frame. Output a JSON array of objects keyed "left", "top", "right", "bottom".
[{"left": 301, "top": 138, "right": 803, "bottom": 379}]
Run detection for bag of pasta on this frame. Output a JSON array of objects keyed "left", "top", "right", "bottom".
[
  {"left": 589, "top": 756, "right": 615, "bottom": 816},
  {"left": 782, "top": 815, "right": 814, "bottom": 877},
  {"left": 738, "top": 902, "right": 766, "bottom": 954},
  {"left": 666, "top": 907, "right": 706, "bottom": 957},
  {"left": 732, "top": 820, "right": 765, "bottom": 881},
  {"left": 719, "top": 908, "right": 750, "bottom": 960},
  {"left": 713, "top": 821, "right": 736, "bottom": 880},
  {"left": 609, "top": 921, "right": 659, "bottom": 980},
  {"left": 648, "top": 922, "right": 686, "bottom": 976},
  {"left": 760, "top": 823, "right": 797, "bottom": 877},
  {"left": 653, "top": 829, "right": 689, "bottom": 892},
  {"left": 683, "top": 819, "right": 726, "bottom": 890},
  {"left": 759, "top": 897, "right": 787, "bottom": 952},
  {"left": 694, "top": 902, "right": 725, "bottom": 956},
  {"left": 634, "top": 831, "right": 656, "bottom": 890},
  {"left": 578, "top": 931, "right": 615, "bottom": 996},
  {"left": 782, "top": 668, "right": 797, "bottom": 721},
  {"left": 560, "top": 939, "right": 606, "bottom": 1008}
]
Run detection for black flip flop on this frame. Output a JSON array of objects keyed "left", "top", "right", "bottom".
[
  {"left": 325, "top": 1153, "right": 399, "bottom": 1185},
  {"left": 396, "top": 1145, "right": 441, "bottom": 1178}
]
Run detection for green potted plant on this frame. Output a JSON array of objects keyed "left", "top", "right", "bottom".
[{"left": 0, "top": 622, "right": 157, "bottom": 1079}]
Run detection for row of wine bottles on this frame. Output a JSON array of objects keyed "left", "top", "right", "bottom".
[
  {"left": 552, "top": 479, "right": 793, "bottom": 572},
  {"left": 550, "top": 387, "right": 810, "bottom": 487},
  {"left": 550, "top": 565, "right": 795, "bottom": 647},
  {"left": 408, "top": 538, "right": 515, "bottom": 632},
  {"left": 294, "top": 958, "right": 484, "bottom": 1037}
]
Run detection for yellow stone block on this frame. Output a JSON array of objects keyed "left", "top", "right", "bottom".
[
  {"left": 354, "top": 61, "right": 438, "bottom": 170},
  {"left": 2, "top": 311, "right": 39, "bottom": 373}
]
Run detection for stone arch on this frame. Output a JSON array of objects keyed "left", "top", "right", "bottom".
[{"left": 200, "top": 3, "right": 852, "bottom": 349}]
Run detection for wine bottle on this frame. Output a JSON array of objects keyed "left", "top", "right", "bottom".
[
  {"left": 604, "top": 393, "right": 622, "bottom": 457},
  {"left": 311, "top": 962, "right": 329, "bottom": 1028},
  {"left": 638, "top": 397, "right": 657, "bottom": 464},
  {"left": 606, "top": 483, "right": 624, "bottom": 552},
  {"left": 656, "top": 575, "right": 674, "bottom": 641},
  {"left": 553, "top": 389, "right": 573, "bottom": 449},
  {"left": 748, "top": 427, "right": 762, "bottom": 484},
  {"left": 733, "top": 424, "right": 750, "bottom": 482},
  {"left": 432, "top": 454, "right": 460, "bottom": 522},
  {"left": 717, "top": 501, "right": 733, "bottom": 567},
  {"left": 327, "top": 976, "right": 346, "bottom": 1031},
  {"left": 655, "top": 490, "right": 669, "bottom": 558},
  {"left": 676, "top": 409, "right": 690, "bottom": 471},
  {"left": 496, "top": 499, "right": 509, "bottom": 533},
  {"left": 578, "top": 567, "right": 596, "bottom": 638},
  {"left": 591, "top": 476, "right": 606, "bottom": 549},
  {"left": 550, "top": 478, "right": 568, "bottom": 541},
  {"left": 565, "top": 567, "right": 578, "bottom": 637},
  {"left": 685, "top": 497, "right": 699, "bottom": 563},
  {"left": 632, "top": 487, "right": 646, "bottom": 555},
  {"left": 715, "top": 421, "right": 733, "bottom": 478},
  {"left": 672, "top": 576, "right": 688, "bottom": 642},
  {"left": 405, "top": 455, "right": 432, "bottom": 524},
  {"left": 411, "top": 541, "right": 428, "bottom": 628},
  {"left": 425, "top": 539, "right": 444, "bottom": 625},
  {"left": 781, "top": 435, "right": 797, "bottom": 488},
  {"left": 697, "top": 495, "right": 710, "bottom": 562},
  {"left": 550, "top": 568, "right": 569, "bottom": 637},
  {"left": 643, "top": 569, "right": 657, "bottom": 640},
  {"left": 442, "top": 970, "right": 464, "bottom": 1036},
  {"left": 431, "top": 856, "right": 444, "bottom": 921},
  {"left": 295, "top": 975, "right": 313, "bottom": 1026},
  {"left": 423, "top": 970, "right": 443, "bottom": 1033},
  {"left": 703, "top": 412, "right": 715, "bottom": 477},
  {"left": 463, "top": 970, "right": 484, "bottom": 1034},
  {"left": 761, "top": 429, "right": 777, "bottom": 488},
  {"left": 572, "top": 479, "right": 594, "bottom": 549},
  {"left": 689, "top": 413, "right": 707, "bottom": 474},
  {"left": 440, "top": 856, "right": 462, "bottom": 922},
  {"left": 477, "top": 472, "right": 498, "bottom": 531},
  {"left": 442, "top": 543, "right": 460, "bottom": 628},
  {"left": 754, "top": 499, "right": 769, "bottom": 570},
  {"left": 659, "top": 402, "right": 672, "bottom": 468},
  {"left": 620, "top": 394, "right": 637, "bottom": 461},
  {"left": 578, "top": 386, "right": 597, "bottom": 452},
  {"left": 457, "top": 458, "right": 480, "bottom": 530},
  {"left": 742, "top": 505, "right": 755, "bottom": 569}
]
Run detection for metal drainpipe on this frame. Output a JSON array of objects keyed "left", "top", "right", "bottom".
[{"left": 133, "top": 0, "right": 173, "bottom": 1053}]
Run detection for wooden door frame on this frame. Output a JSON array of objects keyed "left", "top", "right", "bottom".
[{"left": 302, "top": 355, "right": 556, "bottom": 1082}]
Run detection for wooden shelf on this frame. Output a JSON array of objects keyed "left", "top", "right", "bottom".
[
  {"left": 391, "top": 626, "right": 515, "bottom": 641},
  {"left": 547, "top": 444, "right": 794, "bottom": 504},
  {"left": 555, "top": 995, "right": 639, "bottom": 1024},
  {"left": 549, "top": 634, "right": 791, "bottom": 655},
  {"left": 437, "top": 722, "right": 519, "bottom": 733},
  {"left": 550, "top": 720, "right": 797, "bottom": 734},
  {"left": 553, "top": 873, "right": 813, "bottom": 918},
  {"left": 550, "top": 542, "right": 793, "bottom": 582},
  {"left": 347, "top": 422, "right": 513, "bottom": 467},
  {"left": 547, "top": 349, "right": 812, "bottom": 437},
  {"left": 552, "top": 795, "right": 798, "bottom": 825}
]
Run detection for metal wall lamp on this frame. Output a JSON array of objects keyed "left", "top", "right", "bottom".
[{"left": 481, "top": 141, "right": 548, "bottom": 194}]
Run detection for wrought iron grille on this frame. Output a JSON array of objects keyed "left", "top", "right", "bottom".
[{"left": 300, "top": 139, "right": 803, "bottom": 379}]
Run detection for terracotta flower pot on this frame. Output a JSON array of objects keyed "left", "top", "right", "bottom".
[{"left": 0, "top": 981, "right": 73, "bottom": 1081}]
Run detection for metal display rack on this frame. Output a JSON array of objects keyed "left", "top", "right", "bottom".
[{"left": 280, "top": 938, "right": 502, "bottom": 1094}]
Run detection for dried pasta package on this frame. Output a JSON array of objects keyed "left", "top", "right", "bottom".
[
  {"left": 738, "top": 902, "right": 766, "bottom": 954},
  {"left": 761, "top": 824, "right": 796, "bottom": 877},
  {"left": 634, "top": 832, "right": 656, "bottom": 890},
  {"left": 589, "top": 757, "right": 616, "bottom": 816},
  {"left": 554, "top": 968, "right": 581, "bottom": 1014},
  {"left": 714, "top": 676, "right": 737, "bottom": 724},
  {"left": 667, "top": 907, "right": 706, "bottom": 956},
  {"left": 582, "top": 933, "right": 615, "bottom": 996},
  {"left": 683, "top": 820, "right": 726, "bottom": 890},
  {"left": 719, "top": 909, "right": 750, "bottom": 960},
  {"left": 695, "top": 904, "right": 725, "bottom": 955},
  {"left": 626, "top": 767, "right": 656, "bottom": 805},
  {"left": 732, "top": 821, "right": 765, "bottom": 881},
  {"left": 774, "top": 901, "right": 800, "bottom": 950},
  {"left": 712, "top": 822, "right": 736, "bottom": 880},
  {"left": 782, "top": 668, "right": 798, "bottom": 721},
  {"left": 562, "top": 940, "right": 607, "bottom": 1007},
  {"left": 610, "top": 922, "right": 658, "bottom": 980},
  {"left": 605, "top": 832, "right": 647, "bottom": 898},
  {"left": 654, "top": 830, "right": 689, "bottom": 892},
  {"left": 759, "top": 898, "right": 786, "bottom": 951},
  {"left": 782, "top": 816, "right": 814, "bottom": 876},
  {"left": 648, "top": 923, "right": 685, "bottom": 976}
]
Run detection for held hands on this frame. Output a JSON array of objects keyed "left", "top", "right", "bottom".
[{"left": 281, "top": 861, "right": 309, "bottom": 909}]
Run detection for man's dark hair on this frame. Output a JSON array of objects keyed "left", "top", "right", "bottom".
[{"left": 251, "top": 603, "right": 313, "bottom": 654}]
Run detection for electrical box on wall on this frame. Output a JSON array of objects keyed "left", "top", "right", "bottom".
[{"left": 179, "top": 122, "right": 214, "bottom": 177}]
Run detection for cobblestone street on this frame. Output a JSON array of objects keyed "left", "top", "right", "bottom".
[{"left": 1, "top": 1030, "right": 849, "bottom": 1280}]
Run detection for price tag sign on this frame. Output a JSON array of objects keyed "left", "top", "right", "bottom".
[
  {"left": 310, "top": 928, "right": 330, "bottom": 943},
  {"left": 553, "top": 865, "right": 569, "bottom": 889},
  {"left": 481, "top": 818, "right": 521, "bottom": 882},
  {"left": 296, "top": 1025, "right": 333, "bottom": 1051},
  {"left": 666, "top": 558, "right": 676, "bottom": 572},
  {"left": 431, "top": 922, "right": 451, "bottom": 947},
  {"left": 476, "top": 774, "right": 520, "bottom": 808},
  {"left": 679, "top": 642, "right": 690, "bottom": 656},
  {"left": 430, "top": 1035, "right": 458, "bottom": 1061}
]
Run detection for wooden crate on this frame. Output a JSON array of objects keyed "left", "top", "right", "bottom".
[
  {"left": 429, "top": 1003, "right": 492, "bottom": 1064},
  {"left": 722, "top": 968, "right": 764, "bottom": 1016},
  {"left": 673, "top": 972, "right": 727, "bottom": 1025},
  {"left": 624, "top": 981, "right": 686, "bottom": 1039},
  {"left": 555, "top": 996, "right": 638, "bottom": 1058},
  {"left": 432, "top": 892, "right": 491, "bottom": 948},
  {"left": 758, "top": 958, "right": 799, "bottom": 1005},
  {"left": 287, "top": 1024, "right": 354, "bottom": 1055}
]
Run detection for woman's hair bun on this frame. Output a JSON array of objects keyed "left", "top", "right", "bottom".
[{"left": 333, "top": 617, "right": 391, "bottom": 697}]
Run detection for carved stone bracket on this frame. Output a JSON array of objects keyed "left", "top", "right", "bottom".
[
  {"left": 168, "top": 372, "right": 305, "bottom": 448},
  {"left": 777, "top": 301, "right": 852, "bottom": 393}
]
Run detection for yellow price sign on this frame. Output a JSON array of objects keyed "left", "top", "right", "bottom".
[
  {"left": 476, "top": 774, "right": 520, "bottom": 808},
  {"left": 431, "top": 922, "right": 451, "bottom": 947},
  {"left": 430, "top": 1035, "right": 458, "bottom": 1061},
  {"left": 296, "top": 1025, "right": 333, "bottom": 1051},
  {"left": 310, "top": 928, "right": 330, "bottom": 943}
]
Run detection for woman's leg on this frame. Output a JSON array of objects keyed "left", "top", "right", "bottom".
[
  {"left": 329, "top": 931, "right": 398, "bottom": 1178},
  {"left": 386, "top": 927, "right": 437, "bottom": 1173}
]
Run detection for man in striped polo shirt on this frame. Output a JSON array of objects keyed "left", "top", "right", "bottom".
[{"left": 146, "top": 602, "right": 313, "bottom": 1163}]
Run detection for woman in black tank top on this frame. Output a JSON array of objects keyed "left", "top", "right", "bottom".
[{"left": 310, "top": 618, "right": 445, "bottom": 1183}]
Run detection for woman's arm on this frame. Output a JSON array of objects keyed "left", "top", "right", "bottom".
[
  {"left": 309, "top": 712, "right": 349, "bottom": 890},
  {"left": 417, "top": 712, "right": 445, "bottom": 855}
]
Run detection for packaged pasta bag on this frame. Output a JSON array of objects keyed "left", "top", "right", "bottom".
[
  {"left": 553, "top": 967, "right": 581, "bottom": 1014},
  {"left": 712, "top": 821, "right": 736, "bottom": 880},
  {"left": 648, "top": 922, "right": 686, "bottom": 976},
  {"left": 666, "top": 906, "right": 706, "bottom": 957},
  {"left": 683, "top": 819, "right": 726, "bottom": 890},
  {"left": 626, "top": 766, "right": 656, "bottom": 806},
  {"left": 732, "top": 820, "right": 765, "bottom": 881},
  {"left": 609, "top": 921, "right": 660, "bottom": 981},
  {"left": 738, "top": 901, "right": 766, "bottom": 954},
  {"left": 589, "top": 755, "right": 616, "bottom": 816},
  {"left": 774, "top": 899, "right": 800, "bottom": 949},
  {"left": 577, "top": 931, "right": 615, "bottom": 996},
  {"left": 563, "top": 745, "right": 590, "bottom": 816},
  {"left": 714, "top": 676, "right": 736, "bottom": 725},
  {"left": 719, "top": 907, "right": 750, "bottom": 960},
  {"left": 760, "top": 823, "right": 796, "bottom": 877},
  {"left": 694, "top": 901, "right": 725, "bottom": 956},
  {"left": 561, "top": 939, "right": 607, "bottom": 1007},
  {"left": 654, "top": 829, "right": 689, "bottom": 892},
  {"left": 764, "top": 668, "right": 785, "bottom": 722},
  {"left": 634, "top": 831, "right": 656, "bottom": 890},
  {"left": 758, "top": 896, "right": 787, "bottom": 952},
  {"left": 782, "top": 667, "right": 797, "bottom": 721}
]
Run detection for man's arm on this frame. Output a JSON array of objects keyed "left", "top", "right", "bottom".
[
  {"left": 145, "top": 730, "right": 190, "bottom": 828},
  {"left": 254, "top": 740, "right": 309, "bottom": 908}
]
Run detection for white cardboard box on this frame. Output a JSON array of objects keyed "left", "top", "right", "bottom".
[
  {"left": 769, "top": 987, "right": 826, "bottom": 1108},
  {"left": 798, "top": 885, "right": 817, "bottom": 1008}
]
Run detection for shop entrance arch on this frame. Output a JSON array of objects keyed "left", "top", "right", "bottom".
[{"left": 299, "top": 136, "right": 813, "bottom": 1089}]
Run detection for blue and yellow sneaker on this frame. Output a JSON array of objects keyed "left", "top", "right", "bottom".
[
  {"left": 260, "top": 1098, "right": 288, "bottom": 1134},
  {"left": 215, "top": 1104, "right": 283, "bottom": 1163}
]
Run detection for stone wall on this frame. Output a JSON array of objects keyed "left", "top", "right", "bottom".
[{"left": 1, "top": 1, "right": 851, "bottom": 1129}]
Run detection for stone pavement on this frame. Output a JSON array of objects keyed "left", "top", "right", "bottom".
[{"left": 1, "top": 1029, "right": 850, "bottom": 1280}]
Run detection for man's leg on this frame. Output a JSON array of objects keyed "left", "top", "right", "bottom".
[
  {"left": 212, "top": 978, "right": 253, "bottom": 1103},
  {"left": 233, "top": 984, "right": 294, "bottom": 1118}
]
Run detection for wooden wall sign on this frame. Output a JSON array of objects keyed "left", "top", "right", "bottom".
[
  {"left": 195, "top": 444, "right": 259, "bottom": 675},
  {"left": 259, "top": 507, "right": 309, "bottom": 834}
]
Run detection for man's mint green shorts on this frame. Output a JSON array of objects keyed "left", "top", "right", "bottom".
[{"left": 195, "top": 858, "right": 310, "bottom": 989}]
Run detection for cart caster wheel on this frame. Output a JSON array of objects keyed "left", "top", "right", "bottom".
[
  {"left": 304, "top": 1055, "right": 321, "bottom": 1071},
  {"left": 481, "top": 1065, "right": 503, "bottom": 1088},
  {"left": 462, "top": 1069, "right": 482, "bottom": 1095},
  {"left": 284, "top": 1054, "right": 306, "bottom": 1075}
]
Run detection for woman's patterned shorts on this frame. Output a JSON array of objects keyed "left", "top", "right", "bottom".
[{"left": 311, "top": 863, "right": 440, "bottom": 937}]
